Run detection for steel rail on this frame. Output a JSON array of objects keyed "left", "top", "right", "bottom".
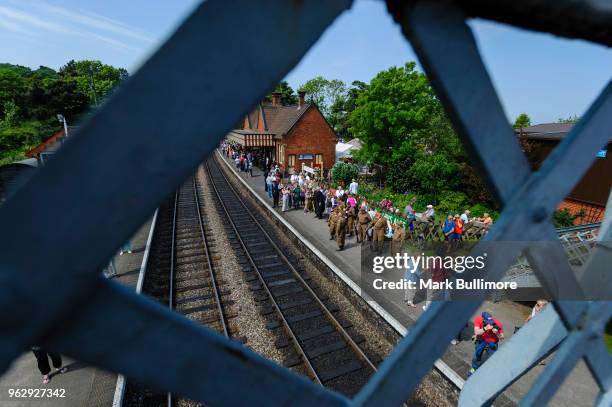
[
  {"left": 167, "top": 189, "right": 178, "bottom": 407},
  {"left": 204, "top": 160, "right": 323, "bottom": 385},
  {"left": 206, "top": 157, "right": 378, "bottom": 377},
  {"left": 168, "top": 177, "right": 231, "bottom": 406},
  {"left": 192, "top": 175, "right": 230, "bottom": 339},
  {"left": 169, "top": 189, "right": 179, "bottom": 312}
]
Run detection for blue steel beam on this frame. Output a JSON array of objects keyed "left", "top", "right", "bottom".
[
  {"left": 359, "top": 1, "right": 611, "bottom": 405},
  {"left": 387, "top": 0, "right": 531, "bottom": 206},
  {"left": 518, "top": 302, "right": 611, "bottom": 407},
  {"left": 43, "top": 278, "right": 348, "bottom": 407},
  {"left": 391, "top": 0, "right": 611, "bottom": 299},
  {"left": 352, "top": 301, "right": 481, "bottom": 407},
  {"left": 0, "top": 0, "right": 352, "bottom": 391}
]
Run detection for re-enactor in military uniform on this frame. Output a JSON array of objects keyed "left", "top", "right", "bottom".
[
  {"left": 357, "top": 208, "right": 371, "bottom": 243},
  {"left": 328, "top": 208, "right": 338, "bottom": 240},
  {"left": 346, "top": 205, "right": 356, "bottom": 237},
  {"left": 335, "top": 205, "right": 347, "bottom": 251},
  {"left": 390, "top": 222, "right": 406, "bottom": 256},
  {"left": 372, "top": 212, "right": 387, "bottom": 253}
]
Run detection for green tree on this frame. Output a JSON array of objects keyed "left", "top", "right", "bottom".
[
  {"left": 331, "top": 162, "right": 359, "bottom": 185},
  {"left": 0, "top": 60, "right": 126, "bottom": 165},
  {"left": 553, "top": 208, "right": 585, "bottom": 227},
  {"left": 349, "top": 61, "right": 496, "bottom": 207},
  {"left": 329, "top": 80, "right": 368, "bottom": 140},
  {"left": 60, "top": 60, "right": 128, "bottom": 105},
  {"left": 513, "top": 113, "right": 531, "bottom": 129},
  {"left": 349, "top": 62, "right": 438, "bottom": 169},
  {"left": 299, "top": 76, "right": 346, "bottom": 118},
  {"left": 557, "top": 114, "right": 579, "bottom": 124},
  {"left": 271, "top": 81, "right": 297, "bottom": 105},
  {"left": 0, "top": 100, "right": 19, "bottom": 129}
]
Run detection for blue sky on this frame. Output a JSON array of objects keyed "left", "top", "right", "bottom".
[{"left": 1, "top": 0, "right": 610, "bottom": 124}]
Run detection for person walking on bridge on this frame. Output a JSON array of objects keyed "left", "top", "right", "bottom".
[{"left": 31, "top": 346, "right": 67, "bottom": 384}]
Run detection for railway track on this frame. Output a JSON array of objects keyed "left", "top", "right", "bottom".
[
  {"left": 205, "top": 157, "right": 379, "bottom": 396},
  {"left": 126, "top": 175, "right": 232, "bottom": 407}
]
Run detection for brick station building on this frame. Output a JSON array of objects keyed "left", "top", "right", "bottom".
[
  {"left": 517, "top": 122, "right": 611, "bottom": 224},
  {"left": 226, "top": 91, "right": 337, "bottom": 174}
]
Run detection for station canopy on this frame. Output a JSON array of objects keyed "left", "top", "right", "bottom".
[{"left": 226, "top": 130, "right": 276, "bottom": 147}]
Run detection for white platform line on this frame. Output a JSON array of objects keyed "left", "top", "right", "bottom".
[
  {"left": 112, "top": 209, "right": 159, "bottom": 407},
  {"left": 216, "top": 150, "right": 465, "bottom": 390}
]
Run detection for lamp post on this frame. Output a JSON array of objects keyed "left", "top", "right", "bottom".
[{"left": 57, "top": 114, "right": 68, "bottom": 138}]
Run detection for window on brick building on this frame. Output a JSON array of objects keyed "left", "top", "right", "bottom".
[
  {"left": 288, "top": 154, "right": 295, "bottom": 168},
  {"left": 278, "top": 145, "right": 285, "bottom": 164},
  {"left": 315, "top": 154, "right": 323, "bottom": 166}
]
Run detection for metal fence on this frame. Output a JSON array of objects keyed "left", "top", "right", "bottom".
[{"left": 0, "top": 0, "right": 610, "bottom": 406}]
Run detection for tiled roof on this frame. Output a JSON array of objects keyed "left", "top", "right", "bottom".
[
  {"left": 244, "top": 102, "right": 312, "bottom": 135},
  {"left": 26, "top": 126, "right": 80, "bottom": 158},
  {"left": 231, "top": 129, "right": 274, "bottom": 135},
  {"left": 515, "top": 122, "right": 573, "bottom": 140}
]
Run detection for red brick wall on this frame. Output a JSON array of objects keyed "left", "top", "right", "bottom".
[
  {"left": 558, "top": 199, "right": 605, "bottom": 224},
  {"left": 284, "top": 106, "right": 337, "bottom": 173}
]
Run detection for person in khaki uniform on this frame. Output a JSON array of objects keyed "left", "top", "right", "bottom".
[
  {"left": 346, "top": 205, "right": 356, "bottom": 237},
  {"left": 390, "top": 222, "right": 406, "bottom": 256},
  {"left": 357, "top": 208, "right": 371, "bottom": 243},
  {"left": 335, "top": 206, "right": 348, "bottom": 251},
  {"left": 372, "top": 212, "right": 388, "bottom": 253},
  {"left": 328, "top": 208, "right": 338, "bottom": 240}
]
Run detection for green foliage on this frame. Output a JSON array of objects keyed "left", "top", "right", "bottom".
[
  {"left": 409, "top": 152, "right": 460, "bottom": 196},
  {"left": 59, "top": 60, "right": 128, "bottom": 105},
  {"left": 436, "top": 191, "right": 468, "bottom": 215},
  {"left": 0, "top": 100, "right": 19, "bottom": 128},
  {"left": 271, "top": 81, "right": 297, "bottom": 105},
  {"left": 557, "top": 114, "right": 579, "bottom": 124},
  {"left": 468, "top": 203, "right": 498, "bottom": 220},
  {"left": 299, "top": 76, "right": 347, "bottom": 118},
  {"left": 349, "top": 62, "right": 438, "bottom": 166},
  {"left": 347, "top": 61, "right": 498, "bottom": 214},
  {"left": 330, "top": 162, "right": 359, "bottom": 185},
  {"left": 513, "top": 113, "right": 531, "bottom": 129},
  {"left": 0, "top": 149, "right": 27, "bottom": 166},
  {"left": 329, "top": 80, "right": 368, "bottom": 140},
  {"left": 0, "top": 60, "right": 127, "bottom": 164},
  {"left": 553, "top": 208, "right": 585, "bottom": 228}
]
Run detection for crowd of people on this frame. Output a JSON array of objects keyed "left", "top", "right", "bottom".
[
  {"left": 221, "top": 143, "right": 556, "bottom": 377},
  {"left": 222, "top": 143, "right": 495, "bottom": 254}
]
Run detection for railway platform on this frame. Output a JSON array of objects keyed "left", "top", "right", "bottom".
[
  {"left": 216, "top": 150, "right": 599, "bottom": 406},
  {"left": 0, "top": 217, "right": 155, "bottom": 407}
]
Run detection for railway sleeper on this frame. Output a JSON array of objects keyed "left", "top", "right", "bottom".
[
  {"left": 305, "top": 341, "right": 347, "bottom": 359},
  {"left": 285, "top": 310, "right": 322, "bottom": 324},
  {"left": 297, "top": 325, "right": 335, "bottom": 341},
  {"left": 270, "top": 284, "right": 303, "bottom": 297},
  {"left": 279, "top": 298, "right": 313, "bottom": 310},
  {"left": 319, "top": 361, "right": 363, "bottom": 383}
]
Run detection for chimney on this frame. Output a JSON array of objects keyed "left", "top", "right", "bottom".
[
  {"left": 298, "top": 91, "right": 305, "bottom": 109},
  {"left": 271, "top": 92, "right": 281, "bottom": 106}
]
